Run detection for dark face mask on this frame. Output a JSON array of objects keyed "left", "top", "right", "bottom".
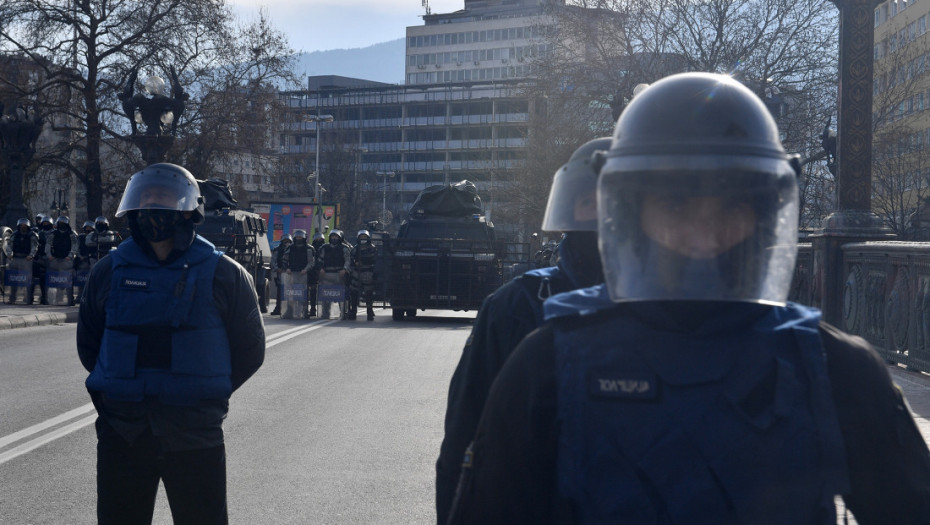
[
  {"left": 96, "top": 223, "right": 107, "bottom": 233},
  {"left": 137, "top": 209, "right": 181, "bottom": 242},
  {"left": 58, "top": 224, "right": 70, "bottom": 232},
  {"left": 330, "top": 238, "right": 340, "bottom": 245},
  {"left": 41, "top": 223, "right": 53, "bottom": 231},
  {"left": 295, "top": 238, "right": 306, "bottom": 246}
]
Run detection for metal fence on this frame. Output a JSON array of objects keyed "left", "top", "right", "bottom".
[{"left": 794, "top": 241, "right": 930, "bottom": 372}]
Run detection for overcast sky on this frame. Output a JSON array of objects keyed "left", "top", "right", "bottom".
[{"left": 228, "top": 0, "right": 465, "bottom": 53}]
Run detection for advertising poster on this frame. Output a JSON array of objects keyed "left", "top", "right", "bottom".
[{"left": 253, "top": 203, "right": 338, "bottom": 249}]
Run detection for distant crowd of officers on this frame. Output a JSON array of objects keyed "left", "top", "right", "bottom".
[
  {"left": 3, "top": 214, "right": 122, "bottom": 305},
  {"left": 269, "top": 228, "right": 378, "bottom": 321}
]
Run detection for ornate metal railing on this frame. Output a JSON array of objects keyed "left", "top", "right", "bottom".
[{"left": 794, "top": 241, "right": 930, "bottom": 372}]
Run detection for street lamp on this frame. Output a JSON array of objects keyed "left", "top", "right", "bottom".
[
  {"left": 377, "top": 171, "right": 395, "bottom": 225},
  {"left": 303, "top": 113, "right": 334, "bottom": 235}
]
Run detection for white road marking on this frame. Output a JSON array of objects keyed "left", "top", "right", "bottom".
[{"left": 0, "top": 320, "right": 337, "bottom": 465}]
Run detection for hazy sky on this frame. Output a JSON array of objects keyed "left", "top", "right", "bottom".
[{"left": 228, "top": 0, "right": 465, "bottom": 53}]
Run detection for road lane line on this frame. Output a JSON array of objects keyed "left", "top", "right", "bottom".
[
  {"left": 0, "top": 414, "right": 96, "bottom": 465},
  {"left": 0, "top": 320, "right": 338, "bottom": 465},
  {"left": 266, "top": 323, "right": 318, "bottom": 342},
  {"left": 0, "top": 402, "right": 95, "bottom": 450},
  {"left": 267, "top": 320, "right": 337, "bottom": 348}
]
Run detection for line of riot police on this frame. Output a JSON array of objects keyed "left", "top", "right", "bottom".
[
  {"left": 3, "top": 214, "right": 121, "bottom": 305},
  {"left": 268, "top": 228, "right": 379, "bottom": 321}
]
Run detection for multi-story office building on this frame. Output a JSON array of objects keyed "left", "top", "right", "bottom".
[
  {"left": 280, "top": 75, "right": 533, "bottom": 226},
  {"left": 405, "top": 0, "right": 563, "bottom": 85}
]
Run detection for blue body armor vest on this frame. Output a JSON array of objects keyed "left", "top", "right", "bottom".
[
  {"left": 86, "top": 236, "right": 233, "bottom": 406},
  {"left": 545, "top": 285, "right": 850, "bottom": 524}
]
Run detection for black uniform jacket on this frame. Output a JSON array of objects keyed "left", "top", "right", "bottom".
[
  {"left": 448, "top": 309, "right": 930, "bottom": 525},
  {"left": 76, "top": 239, "right": 265, "bottom": 451}
]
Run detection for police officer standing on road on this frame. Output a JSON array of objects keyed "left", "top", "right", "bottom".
[
  {"left": 317, "top": 229, "right": 351, "bottom": 320},
  {"left": 283, "top": 229, "right": 314, "bottom": 319},
  {"left": 87, "top": 216, "right": 122, "bottom": 264},
  {"left": 45, "top": 215, "right": 78, "bottom": 306},
  {"left": 77, "top": 163, "right": 265, "bottom": 524},
  {"left": 33, "top": 214, "right": 54, "bottom": 305},
  {"left": 448, "top": 73, "right": 930, "bottom": 524},
  {"left": 436, "top": 137, "right": 612, "bottom": 524},
  {"left": 348, "top": 229, "right": 378, "bottom": 321},
  {"left": 4, "top": 218, "right": 38, "bottom": 304},
  {"left": 269, "top": 233, "right": 292, "bottom": 316},
  {"left": 309, "top": 232, "right": 325, "bottom": 317},
  {"left": 74, "top": 220, "right": 96, "bottom": 302}
]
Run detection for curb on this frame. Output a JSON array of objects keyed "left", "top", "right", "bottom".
[{"left": 0, "top": 310, "right": 80, "bottom": 331}]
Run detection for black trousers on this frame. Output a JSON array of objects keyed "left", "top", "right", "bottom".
[{"left": 96, "top": 419, "right": 228, "bottom": 525}]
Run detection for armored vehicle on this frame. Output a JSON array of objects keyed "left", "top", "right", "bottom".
[
  {"left": 195, "top": 179, "right": 272, "bottom": 312},
  {"left": 384, "top": 181, "right": 503, "bottom": 320}
]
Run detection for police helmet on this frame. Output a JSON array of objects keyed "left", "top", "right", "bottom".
[
  {"left": 34, "top": 213, "right": 45, "bottom": 224},
  {"left": 312, "top": 232, "right": 325, "bottom": 243},
  {"left": 357, "top": 229, "right": 371, "bottom": 241},
  {"left": 329, "top": 229, "right": 344, "bottom": 242},
  {"left": 56, "top": 215, "right": 70, "bottom": 225},
  {"left": 281, "top": 233, "right": 293, "bottom": 243},
  {"left": 597, "top": 72, "right": 800, "bottom": 305},
  {"left": 292, "top": 229, "right": 307, "bottom": 240},
  {"left": 115, "top": 163, "right": 205, "bottom": 224},
  {"left": 83, "top": 220, "right": 95, "bottom": 230},
  {"left": 16, "top": 218, "right": 30, "bottom": 229},
  {"left": 541, "top": 137, "right": 612, "bottom": 232},
  {"left": 39, "top": 214, "right": 53, "bottom": 226}
]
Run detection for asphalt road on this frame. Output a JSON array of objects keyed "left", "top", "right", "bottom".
[{"left": 0, "top": 309, "right": 474, "bottom": 524}]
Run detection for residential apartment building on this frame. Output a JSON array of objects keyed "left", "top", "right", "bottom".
[{"left": 873, "top": 0, "right": 930, "bottom": 235}]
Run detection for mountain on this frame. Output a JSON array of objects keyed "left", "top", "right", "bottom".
[{"left": 293, "top": 38, "right": 406, "bottom": 85}]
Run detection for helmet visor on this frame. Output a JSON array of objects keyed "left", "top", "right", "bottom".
[
  {"left": 541, "top": 167, "right": 599, "bottom": 232},
  {"left": 597, "top": 157, "right": 798, "bottom": 304},
  {"left": 116, "top": 169, "right": 201, "bottom": 217}
]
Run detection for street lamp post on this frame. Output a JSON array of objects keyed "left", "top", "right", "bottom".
[
  {"left": 377, "top": 171, "right": 395, "bottom": 225},
  {"left": 303, "top": 113, "right": 334, "bottom": 235},
  {"left": 354, "top": 146, "right": 368, "bottom": 210}
]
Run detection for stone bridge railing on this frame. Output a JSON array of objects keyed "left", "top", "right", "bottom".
[{"left": 793, "top": 241, "right": 930, "bottom": 372}]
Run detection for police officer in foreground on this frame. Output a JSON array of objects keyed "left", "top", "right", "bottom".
[
  {"left": 448, "top": 73, "right": 930, "bottom": 524},
  {"left": 309, "top": 232, "right": 325, "bottom": 317},
  {"left": 45, "top": 215, "right": 78, "bottom": 306},
  {"left": 269, "top": 233, "right": 292, "bottom": 316},
  {"left": 317, "top": 229, "right": 351, "bottom": 320},
  {"left": 347, "top": 229, "right": 378, "bottom": 321},
  {"left": 5, "top": 218, "right": 38, "bottom": 304},
  {"left": 436, "top": 137, "right": 611, "bottom": 524},
  {"left": 77, "top": 163, "right": 265, "bottom": 524}
]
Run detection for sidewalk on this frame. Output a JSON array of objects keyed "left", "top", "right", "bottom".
[{"left": 0, "top": 301, "right": 79, "bottom": 330}]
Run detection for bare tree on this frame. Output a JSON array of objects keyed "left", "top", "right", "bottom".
[{"left": 0, "top": 1, "right": 295, "bottom": 219}]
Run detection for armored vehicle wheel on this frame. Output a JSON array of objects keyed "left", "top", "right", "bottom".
[
  {"left": 392, "top": 308, "right": 405, "bottom": 320},
  {"left": 406, "top": 309, "right": 417, "bottom": 318}
]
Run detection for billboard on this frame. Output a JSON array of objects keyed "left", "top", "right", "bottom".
[{"left": 252, "top": 203, "right": 338, "bottom": 249}]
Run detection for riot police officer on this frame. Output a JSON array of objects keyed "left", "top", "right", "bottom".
[
  {"left": 77, "top": 163, "right": 265, "bottom": 523},
  {"left": 317, "top": 229, "right": 351, "bottom": 320},
  {"left": 283, "top": 230, "right": 314, "bottom": 319},
  {"left": 4, "top": 218, "right": 38, "bottom": 305},
  {"left": 45, "top": 215, "right": 78, "bottom": 306},
  {"left": 86, "top": 216, "right": 122, "bottom": 263},
  {"left": 74, "top": 220, "right": 96, "bottom": 302},
  {"left": 448, "top": 73, "right": 930, "bottom": 524},
  {"left": 436, "top": 137, "right": 611, "bottom": 523},
  {"left": 269, "top": 233, "right": 292, "bottom": 316},
  {"left": 32, "top": 214, "right": 54, "bottom": 305},
  {"left": 309, "top": 232, "right": 325, "bottom": 317},
  {"left": 348, "top": 229, "right": 378, "bottom": 321}
]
